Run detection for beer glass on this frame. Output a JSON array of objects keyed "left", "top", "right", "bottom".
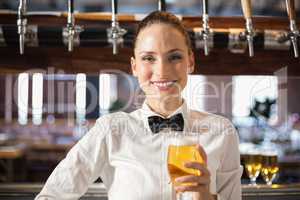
[
  {"left": 166, "top": 132, "right": 203, "bottom": 199},
  {"left": 261, "top": 151, "right": 279, "bottom": 185},
  {"left": 244, "top": 149, "right": 262, "bottom": 185}
]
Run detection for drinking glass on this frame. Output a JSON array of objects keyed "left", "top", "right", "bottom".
[
  {"left": 166, "top": 132, "right": 203, "bottom": 200},
  {"left": 244, "top": 149, "right": 262, "bottom": 185},
  {"left": 261, "top": 149, "right": 279, "bottom": 185}
]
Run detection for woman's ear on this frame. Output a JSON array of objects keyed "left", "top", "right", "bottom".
[
  {"left": 131, "top": 56, "right": 138, "bottom": 77},
  {"left": 188, "top": 51, "right": 195, "bottom": 74}
]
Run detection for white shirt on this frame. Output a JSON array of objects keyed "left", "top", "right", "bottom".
[{"left": 35, "top": 100, "right": 243, "bottom": 200}]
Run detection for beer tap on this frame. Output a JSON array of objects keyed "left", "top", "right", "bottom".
[
  {"left": 17, "top": 0, "right": 27, "bottom": 55},
  {"left": 158, "top": 0, "right": 166, "bottom": 11},
  {"left": 201, "top": 0, "right": 211, "bottom": 56},
  {"left": 107, "top": 0, "right": 127, "bottom": 55},
  {"left": 67, "top": 0, "right": 75, "bottom": 52},
  {"left": 285, "top": 0, "right": 299, "bottom": 58},
  {"left": 241, "top": 0, "right": 254, "bottom": 57},
  {"left": 63, "top": 0, "right": 82, "bottom": 52}
]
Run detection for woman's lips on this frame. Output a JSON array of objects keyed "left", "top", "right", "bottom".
[{"left": 150, "top": 80, "right": 177, "bottom": 91}]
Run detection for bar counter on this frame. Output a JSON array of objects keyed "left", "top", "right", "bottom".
[{"left": 0, "top": 183, "right": 299, "bottom": 200}]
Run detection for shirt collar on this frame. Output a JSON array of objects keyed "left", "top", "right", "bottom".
[{"left": 140, "top": 99, "right": 189, "bottom": 134}]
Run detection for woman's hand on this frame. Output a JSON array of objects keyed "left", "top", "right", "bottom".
[{"left": 174, "top": 145, "right": 215, "bottom": 200}]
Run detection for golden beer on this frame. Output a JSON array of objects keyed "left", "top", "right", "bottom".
[
  {"left": 167, "top": 144, "right": 203, "bottom": 186},
  {"left": 244, "top": 154, "right": 262, "bottom": 181},
  {"left": 261, "top": 155, "right": 279, "bottom": 185}
]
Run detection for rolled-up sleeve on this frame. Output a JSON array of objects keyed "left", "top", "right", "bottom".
[
  {"left": 35, "top": 117, "right": 110, "bottom": 200},
  {"left": 216, "top": 120, "right": 243, "bottom": 200}
]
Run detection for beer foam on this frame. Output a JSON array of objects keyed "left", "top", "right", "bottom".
[
  {"left": 168, "top": 137, "right": 197, "bottom": 146},
  {"left": 261, "top": 151, "right": 278, "bottom": 156}
]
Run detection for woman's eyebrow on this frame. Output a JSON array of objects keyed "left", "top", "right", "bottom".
[
  {"left": 139, "top": 51, "right": 156, "bottom": 55},
  {"left": 139, "top": 49, "right": 183, "bottom": 55},
  {"left": 167, "top": 49, "right": 184, "bottom": 53}
]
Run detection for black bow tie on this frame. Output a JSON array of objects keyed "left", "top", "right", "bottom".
[{"left": 148, "top": 113, "right": 184, "bottom": 134}]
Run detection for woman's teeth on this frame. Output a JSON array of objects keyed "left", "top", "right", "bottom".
[{"left": 152, "top": 81, "right": 176, "bottom": 88}]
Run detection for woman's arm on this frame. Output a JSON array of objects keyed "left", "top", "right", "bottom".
[{"left": 35, "top": 117, "right": 110, "bottom": 200}]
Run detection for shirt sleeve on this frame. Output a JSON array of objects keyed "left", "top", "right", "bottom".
[
  {"left": 216, "top": 119, "right": 243, "bottom": 200},
  {"left": 35, "top": 117, "right": 110, "bottom": 200}
]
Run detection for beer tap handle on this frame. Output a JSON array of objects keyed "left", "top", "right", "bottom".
[
  {"left": 286, "top": 0, "right": 296, "bottom": 21},
  {"left": 67, "top": 0, "right": 74, "bottom": 52},
  {"left": 17, "top": 0, "right": 27, "bottom": 55},
  {"left": 241, "top": 0, "right": 254, "bottom": 57},
  {"left": 202, "top": 0, "right": 209, "bottom": 56},
  {"left": 158, "top": 0, "right": 166, "bottom": 11},
  {"left": 203, "top": 0, "right": 208, "bottom": 15},
  {"left": 107, "top": 0, "right": 126, "bottom": 55},
  {"left": 241, "top": 0, "right": 252, "bottom": 19},
  {"left": 68, "top": 0, "right": 74, "bottom": 14},
  {"left": 286, "top": 0, "right": 299, "bottom": 58},
  {"left": 112, "top": 0, "right": 118, "bottom": 55},
  {"left": 112, "top": 0, "right": 117, "bottom": 23}
]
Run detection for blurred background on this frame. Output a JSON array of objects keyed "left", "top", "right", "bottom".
[
  {"left": 0, "top": 0, "right": 300, "bottom": 195},
  {"left": 0, "top": 0, "right": 300, "bottom": 16}
]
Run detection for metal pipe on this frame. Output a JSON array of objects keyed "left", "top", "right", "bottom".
[
  {"left": 17, "top": 0, "right": 27, "bottom": 55},
  {"left": 203, "top": 0, "right": 208, "bottom": 16},
  {"left": 112, "top": 0, "right": 118, "bottom": 54},
  {"left": 285, "top": 0, "right": 299, "bottom": 58},
  {"left": 67, "top": 0, "right": 75, "bottom": 52},
  {"left": 241, "top": 0, "right": 254, "bottom": 57},
  {"left": 202, "top": 0, "right": 210, "bottom": 56},
  {"left": 107, "top": 0, "right": 126, "bottom": 55},
  {"left": 158, "top": 0, "right": 166, "bottom": 11}
]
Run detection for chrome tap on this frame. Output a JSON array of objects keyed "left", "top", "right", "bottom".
[
  {"left": 286, "top": 0, "right": 299, "bottom": 58},
  {"left": 63, "top": 0, "right": 82, "bottom": 52},
  {"left": 17, "top": 0, "right": 27, "bottom": 55},
  {"left": 107, "top": 0, "right": 127, "bottom": 55},
  {"left": 201, "top": 0, "right": 211, "bottom": 56},
  {"left": 67, "top": 0, "right": 75, "bottom": 52},
  {"left": 241, "top": 0, "right": 254, "bottom": 57}
]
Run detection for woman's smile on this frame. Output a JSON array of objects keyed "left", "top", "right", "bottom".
[{"left": 150, "top": 80, "right": 178, "bottom": 91}]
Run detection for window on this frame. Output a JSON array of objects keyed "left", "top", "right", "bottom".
[{"left": 232, "top": 75, "right": 278, "bottom": 118}]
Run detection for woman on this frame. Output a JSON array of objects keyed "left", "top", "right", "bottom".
[{"left": 36, "top": 11, "right": 242, "bottom": 200}]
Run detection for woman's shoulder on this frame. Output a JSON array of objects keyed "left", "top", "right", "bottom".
[
  {"left": 94, "top": 111, "right": 135, "bottom": 127},
  {"left": 187, "top": 109, "right": 235, "bottom": 133},
  {"left": 189, "top": 109, "right": 231, "bottom": 123}
]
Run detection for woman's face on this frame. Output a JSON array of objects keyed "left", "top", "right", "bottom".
[{"left": 131, "top": 23, "right": 194, "bottom": 101}]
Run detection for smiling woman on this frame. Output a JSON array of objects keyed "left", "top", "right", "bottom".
[
  {"left": 35, "top": 11, "right": 242, "bottom": 200},
  {"left": 131, "top": 11, "right": 195, "bottom": 118}
]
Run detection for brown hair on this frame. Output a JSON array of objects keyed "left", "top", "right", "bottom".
[{"left": 133, "top": 11, "right": 193, "bottom": 55}]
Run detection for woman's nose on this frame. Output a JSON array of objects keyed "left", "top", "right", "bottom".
[{"left": 153, "top": 59, "right": 172, "bottom": 77}]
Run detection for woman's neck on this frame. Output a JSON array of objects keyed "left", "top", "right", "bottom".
[{"left": 146, "top": 97, "right": 183, "bottom": 118}]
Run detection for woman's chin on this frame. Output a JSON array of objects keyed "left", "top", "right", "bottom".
[{"left": 146, "top": 89, "right": 181, "bottom": 99}]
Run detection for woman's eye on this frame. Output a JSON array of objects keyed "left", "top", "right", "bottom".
[
  {"left": 169, "top": 54, "right": 182, "bottom": 61},
  {"left": 142, "top": 56, "right": 156, "bottom": 62}
]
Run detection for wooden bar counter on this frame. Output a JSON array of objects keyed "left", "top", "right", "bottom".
[{"left": 0, "top": 183, "right": 299, "bottom": 200}]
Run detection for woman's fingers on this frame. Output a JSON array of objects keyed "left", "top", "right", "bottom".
[
  {"left": 172, "top": 145, "right": 210, "bottom": 193},
  {"left": 184, "top": 162, "right": 211, "bottom": 177},
  {"left": 196, "top": 144, "right": 207, "bottom": 164}
]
